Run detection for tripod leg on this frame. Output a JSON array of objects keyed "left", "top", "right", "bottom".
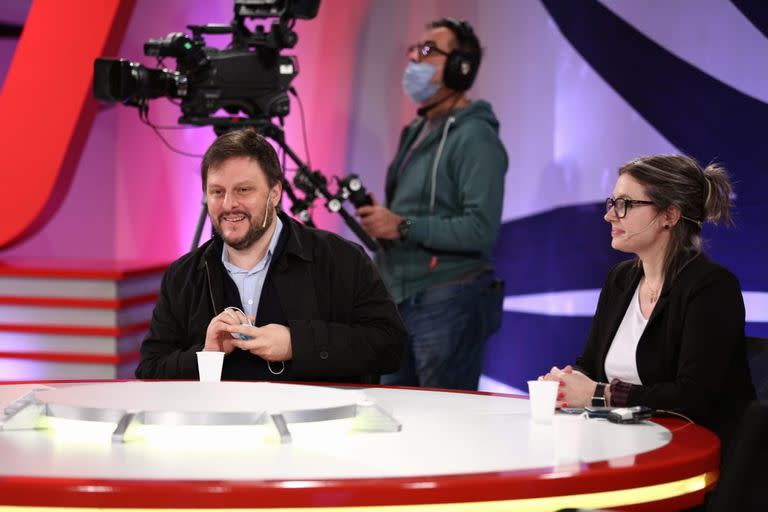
[{"left": 191, "top": 196, "right": 209, "bottom": 251}]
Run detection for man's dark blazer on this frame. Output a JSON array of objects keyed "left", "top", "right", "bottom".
[
  {"left": 135, "top": 212, "right": 406, "bottom": 382},
  {"left": 576, "top": 252, "right": 755, "bottom": 441}
]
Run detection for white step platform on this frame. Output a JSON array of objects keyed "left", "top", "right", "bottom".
[{"left": 0, "top": 259, "right": 169, "bottom": 380}]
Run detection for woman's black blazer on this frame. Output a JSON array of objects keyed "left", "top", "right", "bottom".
[{"left": 576, "top": 252, "right": 755, "bottom": 441}]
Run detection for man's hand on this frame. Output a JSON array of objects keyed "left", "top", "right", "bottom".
[
  {"left": 356, "top": 194, "right": 403, "bottom": 240},
  {"left": 202, "top": 309, "right": 244, "bottom": 353},
  {"left": 231, "top": 323, "right": 293, "bottom": 362}
]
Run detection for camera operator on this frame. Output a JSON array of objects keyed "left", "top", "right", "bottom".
[
  {"left": 356, "top": 18, "right": 508, "bottom": 391},
  {"left": 136, "top": 129, "right": 406, "bottom": 383}
]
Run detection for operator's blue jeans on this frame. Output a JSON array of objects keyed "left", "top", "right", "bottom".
[{"left": 382, "top": 270, "right": 504, "bottom": 390}]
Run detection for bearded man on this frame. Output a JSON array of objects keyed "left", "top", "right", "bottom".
[{"left": 136, "top": 129, "right": 406, "bottom": 382}]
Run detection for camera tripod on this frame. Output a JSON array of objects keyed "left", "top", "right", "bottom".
[{"left": 188, "top": 116, "right": 380, "bottom": 253}]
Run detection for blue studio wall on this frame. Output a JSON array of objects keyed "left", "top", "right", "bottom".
[{"left": 481, "top": 0, "right": 768, "bottom": 391}]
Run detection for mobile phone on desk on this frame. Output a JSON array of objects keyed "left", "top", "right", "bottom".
[
  {"left": 559, "top": 407, "right": 586, "bottom": 415},
  {"left": 607, "top": 406, "right": 654, "bottom": 424},
  {"left": 584, "top": 406, "right": 614, "bottom": 419}
]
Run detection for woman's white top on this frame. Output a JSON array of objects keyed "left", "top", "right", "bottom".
[{"left": 604, "top": 284, "right": 646, "bottom": 385}]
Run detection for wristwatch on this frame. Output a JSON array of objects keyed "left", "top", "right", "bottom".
[
  {"left": 398, "top": 218, "right": 412, "bottom": 240},
  {"left": 591, "top": 382, "right": 607, "bottom": 406}
]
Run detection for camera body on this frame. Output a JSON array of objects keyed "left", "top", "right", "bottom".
[{"left": 93, "top": 0, "right": 319, "bottom": 122}]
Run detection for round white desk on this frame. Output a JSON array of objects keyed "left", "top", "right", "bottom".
[{"left": 0, "top": 381, "right": 719, "bottom": 511}]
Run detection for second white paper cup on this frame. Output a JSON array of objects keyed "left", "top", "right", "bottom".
[
  {"left": 527, "top": 380, "right": 559, "bottom": 423},
  {"left": 196, "top": 351, "right": 224, "bottom": 382}
]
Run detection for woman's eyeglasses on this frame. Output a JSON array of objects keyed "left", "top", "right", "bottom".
[
  {"left": 406, "top": 42, "right": 450, "bottom": 61},
  {"left": 605, "top": 197, "right": 655, "bottom": 218}
]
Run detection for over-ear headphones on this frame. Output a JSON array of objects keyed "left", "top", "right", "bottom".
[{"left": 438, "top": 18, "right": 481, "bottom": 91}]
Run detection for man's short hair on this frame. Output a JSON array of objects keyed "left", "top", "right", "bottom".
[
  {"left": 427, "top": 18, "right": 483, "bottom": 70},
  {"left": 201, "top": 129, "right": 282, "bottom": 191}
]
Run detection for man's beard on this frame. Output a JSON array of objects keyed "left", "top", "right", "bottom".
[{"left": 212, "top": 206, "right": 275, "bottom": 250}]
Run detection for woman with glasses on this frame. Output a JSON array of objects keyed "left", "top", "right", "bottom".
[{"left": 540, "top": 154, "right": 755, "bottom": 446}]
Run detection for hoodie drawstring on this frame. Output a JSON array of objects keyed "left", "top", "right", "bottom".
[{"left": 429, "top": 116, "right": 456, "bottom": 213}]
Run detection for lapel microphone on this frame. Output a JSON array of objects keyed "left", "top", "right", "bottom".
[{"left": 262, "top": 192, "right": 272, "bottom": 229}]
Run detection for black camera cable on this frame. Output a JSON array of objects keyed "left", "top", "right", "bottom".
[{"left": 137, "top": 101, "right": 205, "bottom": 158}]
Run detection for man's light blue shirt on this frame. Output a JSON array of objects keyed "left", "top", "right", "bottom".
[{"left": 221, "top": 217, "right": 283, "bottom": 320}]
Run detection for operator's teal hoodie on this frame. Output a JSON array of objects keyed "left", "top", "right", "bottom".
[{"left": 378, "top": 100, "right": 508, "bottom": 304}]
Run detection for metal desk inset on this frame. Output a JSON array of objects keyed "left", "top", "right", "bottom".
[{"left": 0, "top": 381, "right": 401, "bottom": 443}]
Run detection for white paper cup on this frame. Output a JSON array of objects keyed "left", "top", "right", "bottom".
[
  {"left": 196, "top": 351, "right": 224, "bottom": 382},
  {"left": 527, "top": 380, "right": 559, "bottom": 423}
]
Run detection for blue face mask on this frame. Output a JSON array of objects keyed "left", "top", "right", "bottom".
[{"left": 402, "top": 61, "right": 439, "bottom": 104}]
